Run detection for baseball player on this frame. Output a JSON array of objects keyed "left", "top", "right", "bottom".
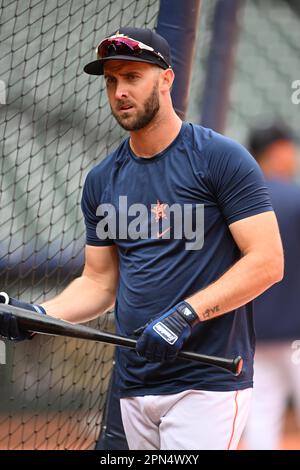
[
  {"left": 244, "top": 123, "right": 300, "bottom": 449},
  {"left": 0, "top": 27, "right": 284, "bottom": 450}
]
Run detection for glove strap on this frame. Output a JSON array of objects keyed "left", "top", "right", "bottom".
[{"left": 176, "top": 301, "right": 200, "bottom": 327}]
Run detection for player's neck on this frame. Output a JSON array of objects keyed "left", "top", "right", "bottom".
[{"left": 129, "top": 110, "right": 182, "bottom": 158}]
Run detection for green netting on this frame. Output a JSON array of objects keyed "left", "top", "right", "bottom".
[{"left": 0, "top": 0, "right": 160, "bottom": 450}]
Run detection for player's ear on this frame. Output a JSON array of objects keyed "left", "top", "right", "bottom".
[{"left": 159, "top": 68, "right": 174, "bottom": 93}]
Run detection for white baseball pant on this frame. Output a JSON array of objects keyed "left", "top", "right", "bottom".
[{"left": 120, "top": 388, "right": 252, "bottom": 450}]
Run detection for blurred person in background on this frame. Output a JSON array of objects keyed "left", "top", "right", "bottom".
[{"left": 244, "top": 122, "right": 300, "bottom": 450}]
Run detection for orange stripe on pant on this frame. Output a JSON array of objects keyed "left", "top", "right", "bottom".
[{"left": 227, "top": 390, "right": 239, "bottom": 450}]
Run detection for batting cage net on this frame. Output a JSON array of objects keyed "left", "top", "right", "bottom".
[{"left": 0, "top": 0, "right": 160, "bottom": 450}]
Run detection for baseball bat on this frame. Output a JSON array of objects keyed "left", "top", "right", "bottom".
[{"left": 0, "top": 303, "right": 243, "bottom": 376}]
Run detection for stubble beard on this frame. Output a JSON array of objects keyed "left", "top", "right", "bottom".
[{"left": 111, "top": 80, "right": 160, "bottom": 131}]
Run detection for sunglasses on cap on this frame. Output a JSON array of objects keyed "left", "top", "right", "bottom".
[{"left": 96, "top": 34, "right": 171, "bottom": 69}]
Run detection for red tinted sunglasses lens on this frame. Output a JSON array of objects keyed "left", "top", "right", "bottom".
[{"left": 97, "top": 37, "right": 142, "bottom": 59}]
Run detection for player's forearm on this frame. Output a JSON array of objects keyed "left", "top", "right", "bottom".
[
  {"left": 41, "top": 275, "right": 116, "bottom": 323},
  {"left": 186, "top": 251, "right": 283, "bottom": 321}
]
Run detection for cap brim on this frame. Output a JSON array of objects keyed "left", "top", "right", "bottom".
[{"left": 84, "top": 56, "right": 166, "bottom": 76}]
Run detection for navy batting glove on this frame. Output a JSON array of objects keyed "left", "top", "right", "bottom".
[
  {"left": 0, "top": 292, "right": 46, "bottom": 341},
  {"left": 136, "top": 301, "right": 199, "bottom": 363}
]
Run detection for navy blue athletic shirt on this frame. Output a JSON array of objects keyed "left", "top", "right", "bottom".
[{"left": 81, "top": 122, "right": 273, "bottom": 397}]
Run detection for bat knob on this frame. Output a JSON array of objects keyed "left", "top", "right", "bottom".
[{"left": 233, "top": 356, "right": 243, "bottom": 376}]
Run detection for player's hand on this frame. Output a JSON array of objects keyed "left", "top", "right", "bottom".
[
  {"left": 0, "top": 292, "right": 46, "bottom": 341},
  {"left": 135, "top": 301, "right": 199, "bottom": 362}
]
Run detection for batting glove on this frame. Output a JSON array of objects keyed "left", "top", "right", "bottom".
[
  {"left": 0, "top": 292, "right": 46, "bottom": 341},
  {"left": 135, "top": 301, "right": 199, "bottom": 362}
]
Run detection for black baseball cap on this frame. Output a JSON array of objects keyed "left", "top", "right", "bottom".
[{"left": 84, "top": 27, "right": 172, "bottom": 76}]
